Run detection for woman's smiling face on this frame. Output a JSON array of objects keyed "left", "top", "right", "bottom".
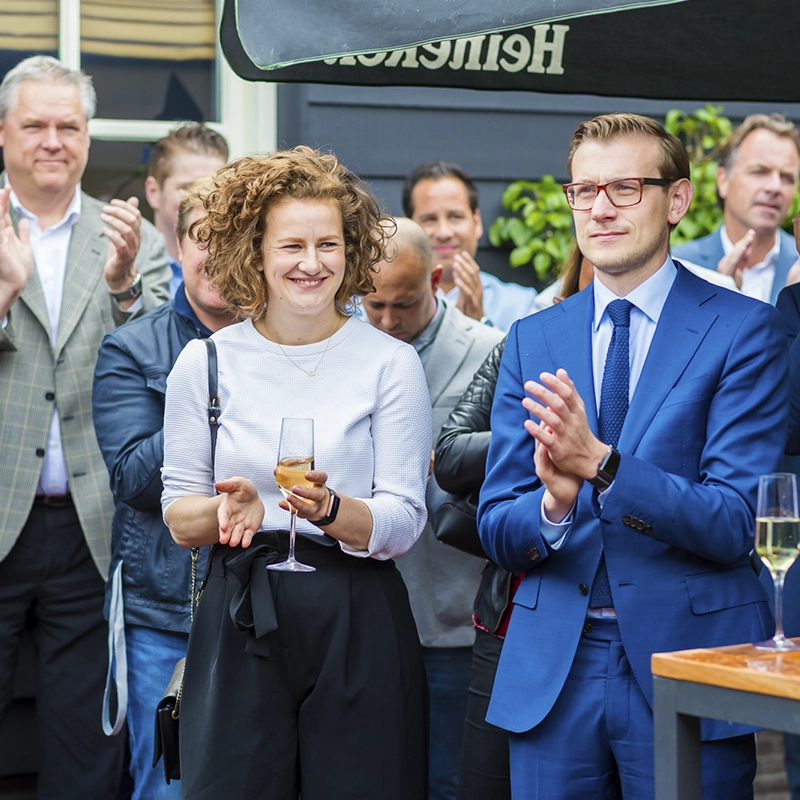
[{"left": 260, "top": 198, "right": 346, "bottom": 318}]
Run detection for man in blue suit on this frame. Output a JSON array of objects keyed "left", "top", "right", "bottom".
[
  {"left": 673, "top": 114, "right": 800, "bottom": 306},
  {"left": 478, "top": 113, "right": 788, "bottom": 799}
]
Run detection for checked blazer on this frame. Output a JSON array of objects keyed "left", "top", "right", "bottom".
[{"left": 0, "top": 193, "right": 171, "bottom": 578}]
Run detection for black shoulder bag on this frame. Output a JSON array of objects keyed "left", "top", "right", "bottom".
[{"left": 153, "top": 338, "right": 220, "bottom": 783}]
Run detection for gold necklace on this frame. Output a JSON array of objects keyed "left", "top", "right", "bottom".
[{"left": 276, "top": 318, "right": 344, "bottom": 377}]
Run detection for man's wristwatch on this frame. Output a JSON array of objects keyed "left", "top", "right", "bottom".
[
  {"left": 109, "top": 272, "right": 142, "bottom": 302},
  {"left": 588, "top": 447, "right": 621, "bottom": 492},
  {"left": 314, "top": 488, "right": 340, "bottom": 527}
]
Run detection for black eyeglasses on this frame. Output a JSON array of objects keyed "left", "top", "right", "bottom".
[{"left": 562, "top": 177, "right": 671, "bottom": 211}]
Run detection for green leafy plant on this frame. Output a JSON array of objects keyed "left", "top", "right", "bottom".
[
  {"left": 487, "top": 175, "right": 574, "bottom": 287},
  {"left": 665, "top": 105, "right": 730, "bottom": 245}
]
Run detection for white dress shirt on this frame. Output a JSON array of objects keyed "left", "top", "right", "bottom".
[
  {"left": 10, "top": 187, "right": 82, "bottom": 496},
  {"left": 721, "top": 225, "right": 779, "bottom": 304}
]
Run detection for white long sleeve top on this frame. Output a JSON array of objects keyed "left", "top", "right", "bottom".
[{"left": 162, "top": 315, "right": 433, "bottom": 560}]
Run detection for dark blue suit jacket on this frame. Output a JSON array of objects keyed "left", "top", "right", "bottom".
[
  {"left": 673, "top": 227, "right": 796, "bottom": 305},
  {"left": 478, "top": 265, "right": 788, "bottom": 740}
]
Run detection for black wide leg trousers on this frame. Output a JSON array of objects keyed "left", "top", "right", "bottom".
[{"left": 180, "top": 532, "right": 428, "bottom": 800}]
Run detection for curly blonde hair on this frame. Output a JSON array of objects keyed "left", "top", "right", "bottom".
[{"left": 191, "top": 146, "right": 391, "bottom": 319}]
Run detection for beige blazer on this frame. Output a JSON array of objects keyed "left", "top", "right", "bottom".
[
  {"left": 396, "top": 300, "right": 505, "bottom": 648},
  {"left": 0, "top": 193, "right": 171, "bottom": 578}
]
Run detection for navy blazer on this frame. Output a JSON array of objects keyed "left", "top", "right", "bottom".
[
  {"left": 478, "top": 265, "right": 788, "bottom": 740},
  {"left": 673, "top": 227, "right": 796, "bottom": 305}
]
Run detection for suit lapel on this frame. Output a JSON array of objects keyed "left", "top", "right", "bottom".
[
  {"left": 426, "top": 304, "right": 471, "bottom": 404},
  {"left": 56, "top": 203, "right": 106, "bottom": 355},
  {"left": 10, "top": 207, "right": 51, "bottom": 336},
  {"left": 539, "top": 289, "right": 599, "bottom": 437},
  {"left": 771, "top": 233, "right": 795, "bottom": 305},
  {"left": 620, "top": 267, "right": 717, "bottom": 453}
]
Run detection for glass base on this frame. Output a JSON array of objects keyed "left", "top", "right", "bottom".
[
  {"left": 266, "top": 557, "right": 316, "bottom": 573},
  {"left": 753, "top": 637, "right": 799, "bottom": 651}
]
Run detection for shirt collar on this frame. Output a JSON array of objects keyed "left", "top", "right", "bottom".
[
  {"left": 409, "top": 295, "right": 445, "bottom": 355},
  {"left": 6, "top": 178, "right": 82, "bottom": 232},
  {"left": 173, "top": 282, "right": 214, "bottom": 338},
  {"left": 593, "top": 256, "right": 676, "bottom": 333},
  {"left": 720, "top": 224, "right": 780, "bottom": 272}
]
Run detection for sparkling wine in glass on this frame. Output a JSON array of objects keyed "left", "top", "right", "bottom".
[
  {"left": 268, "top": 417, "right": 316, "bottom": 573},
  {"left": 754, "top": 473, "right": 800, "bottom": 650}
]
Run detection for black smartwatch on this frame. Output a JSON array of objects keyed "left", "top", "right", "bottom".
[
  {"left": 588, "top": 447, "right": 621, "bottom": 492},
  {"left": 314, "top": 488, "right": 340, "bottom": 526}
]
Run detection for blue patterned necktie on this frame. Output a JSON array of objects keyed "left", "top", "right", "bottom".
[{"left": 589, "top": 299, "right": 632, "bottom": 608}]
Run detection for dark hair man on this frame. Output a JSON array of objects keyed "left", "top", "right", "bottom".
[
  {"left": 402, "top": 161, "right": 537, "bottom": 332},
  {"left": 673, "top": 113, "right": 800, "bottom": 304},
  {"left": 0, "top": 55, "right": 171, "bottom": 796},
  {"left": 479, "top": 113, "right": 787, "bottom": 799},
  {"left": 144, "top": 122, "right": 229, "bottom": 297}
]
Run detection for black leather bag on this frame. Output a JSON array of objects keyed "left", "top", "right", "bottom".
[
  {"left": 152, "top": 658, "right": 185, "bottom": 782},
  {"left": 431, "top": 489, "right": 487, "bottom": 559}
]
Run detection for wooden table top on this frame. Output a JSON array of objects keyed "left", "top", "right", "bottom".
[{"left": 651, "top": 640, "right": 800, "bottom": 700}]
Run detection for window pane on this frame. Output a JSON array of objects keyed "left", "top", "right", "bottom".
[
  {"left": 81, "top": 0, "right": 217, "bottom": 121},
  {"left": 0, "top": 1, "right": 58, "bottom": 79},
  {"left": 84, "top": 140, "right": 154, "bottom": 224}
]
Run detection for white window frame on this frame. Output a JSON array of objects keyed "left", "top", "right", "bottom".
[{"left": 58, "top": 0, "right": 276, "bottom": 157}]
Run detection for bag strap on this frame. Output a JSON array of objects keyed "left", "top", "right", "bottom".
[
  {"left": 205, "top": 337, "right": 220, "bottom": 468},
  {"left": 189, "top": 338, "right": 220, "bottom": 621},
  {"left": 101, "top": 561, "right": 128, "bottom": 735}
]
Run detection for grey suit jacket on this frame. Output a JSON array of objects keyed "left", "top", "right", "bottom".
[
  {"left": 0, "top": 193, "right": 171, "bottom": 578},
  {"left": 396, "top": 300, "right": 505, "bottom": 648},
  {"left": 672, "top": 226, "right": 796, "bottom": 305}
]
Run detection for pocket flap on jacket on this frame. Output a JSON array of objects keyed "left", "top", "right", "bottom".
[
  {"left": 144, "top": 370, "right": 169, "bottom": 394},
  {"left": 513, "top": 574, "right": 542, "bottom": 610},
  {"left": 686, "top": 568, "right": 766, "bottom": 615}
]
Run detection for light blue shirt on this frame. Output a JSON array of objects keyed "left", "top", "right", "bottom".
[
  {"left": 169, "top": 257, "right": 183, "bottom": 299},
  {"left": 541, "top": 257, "right": 678, "bottom": 544},
  {"left": 445, "top": 270, "right": 538, "bottom": 332}
]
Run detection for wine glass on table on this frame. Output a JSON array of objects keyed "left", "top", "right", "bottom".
[
  {"left": 268, "top": 417, "right": 316, "bottom": 573},
  {"left": 754, "top": 472, "right": 800, "bottom": 650}
]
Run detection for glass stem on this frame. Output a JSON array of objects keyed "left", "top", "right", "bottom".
[
  {"left": 287, "top": 508, "right": 298, "bottom": 563},
  {"left": 774, "top": 570, "right": 787, "bottom": 643}
]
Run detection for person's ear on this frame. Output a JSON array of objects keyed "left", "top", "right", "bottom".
[
  {"left": 667, "top": 178, "right": 693, "bottom": 227},
  {"left": 473, "top": 208, "right": 483, "bottom": 240},
  {"left": 144, "top": 175, "right": 162, "bottom": 212},
  {"left": 431, "top": 264, "right": 443, "bottom": 294}
]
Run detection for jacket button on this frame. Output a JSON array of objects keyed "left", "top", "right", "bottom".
[
  {"left": 579, "top": 583, "right": 588, "bottom": 596},
  {"left": 528, "top": 548, "right": 540, "bottom": 561},
  {"left": 45, "top": 391, "right": 55, "bottom": 401},
  {"left": 636, "top": 520, "right": 646, "bottom": 531},
  {"left": 644, "top": 525, "right": 653, "bottom": 534},
  {"left": 583, "top": 621, "right": 593, "bottom": 634},
  {"left": 622, "top": 515, "right": 632, "bottom": 525},
  {"left": 35, "top": 448, "right": 45, "bottom": 457}
]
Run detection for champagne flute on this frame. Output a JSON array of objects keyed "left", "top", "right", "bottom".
[
  {"left": 754, "top": 472, "right": 800, "bottom": 650},
  {"left": 268, "top": 417, "right": 316, "bottom": 573}
]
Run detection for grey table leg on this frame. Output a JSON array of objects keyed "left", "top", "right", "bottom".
[{"left": 654, "top": 676, "right": 702, "bottom": 800}]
